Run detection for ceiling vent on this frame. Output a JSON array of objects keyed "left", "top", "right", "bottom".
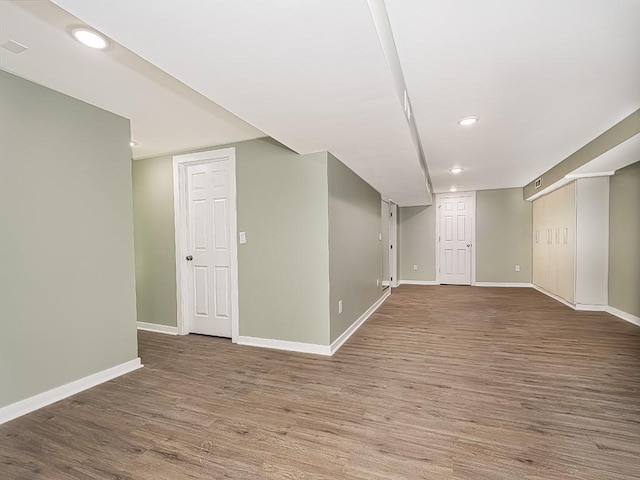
[
  {"left": 535, "top": 177, "right": 542, "bottom": 189},
  {"left": 1, "top": 40, "right": 28, "bottom": 54}
]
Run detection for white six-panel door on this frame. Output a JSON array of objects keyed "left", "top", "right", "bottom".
[
  {"left": 437, "top": 193, "right": 475, "bottom": 285},
  {"left": 174, "top": 148, "right": 238, "bottom": 340}
]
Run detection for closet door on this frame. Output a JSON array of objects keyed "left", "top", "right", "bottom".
[
  {"left": 556, "top": 182, "right": 576, "bottom": 303},
  {"left": 533, "top": 195, "right": 549, "bottom": 291},
  {"left": 532, "top": 196, "right": 543, "bottom": 288},
  {"left": 546, "top": 188, "right": 559, "bottom": 295}
]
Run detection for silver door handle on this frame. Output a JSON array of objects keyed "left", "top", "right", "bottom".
[{"left": 186, "top": 255, "right": 193, "bottom": 261}]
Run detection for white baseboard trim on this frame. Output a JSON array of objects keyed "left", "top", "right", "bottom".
[
  {"left": 137, "top": 321, "right": 179, "bottom": 335},
  {"left": 605, "top": 306, "right": 640, "bottom": 327},
  {"left": 575, "top": 304, "right": 607, "bottom": 312},
  {"left": 474, "top": 282, "right": 533, "bottom": 288},
  {"left": 531, "top": 284, "right": 577, "bottom": 309},
  {"left": 330, "top": 289, "right": 391, "bottom": 355},
  {"left": 237, "top": 336, "right": 331, "bottom": 356},
  {"left": 398, "top": 280, "right": 439, "bottom": 286},
  {"left": 0, "top": 358, "right": 142, "bottom": 425}
]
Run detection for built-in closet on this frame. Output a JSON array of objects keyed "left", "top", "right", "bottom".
[{"left": 532, "top": 177, "right": 609, "bottom": 310}]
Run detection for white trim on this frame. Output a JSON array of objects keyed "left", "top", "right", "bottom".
[
  {"left": 532, "top": 284, "right": 577, "bottom": 309},
  {"left": 173, "top": 148, "right": 239, "bottom": 342},
  {"left": 575, "top": 304, "right": 607, "bottom": 312},
  {"left": 0, "top": 358, "right": 142, "bottom": 425},
  {"left": 474, "top": 282, "right": 533, "bottom": 288},
  {"left": 330, "top": 289, "right": 391, "bottom": 355},
  {"left": 532, "top": 284, "right": 607, "bottom": 312},
  {"left": 398, "top": 280, "right": 439, "bottom": 285},
  {"left": 605, "top": 306, "right": 640, "bottom": 327},
  {"left": 237, "top": 336, "right": 331, "bottom": 356},
  {"left": 237, "top": 291, "right": 392, "bottom": 357},
  {"left": 137, "top": 322, "right": 178, "bottom": 335},
  {"left": 435, "top": 191, "right": 476, "bottom": 285}
]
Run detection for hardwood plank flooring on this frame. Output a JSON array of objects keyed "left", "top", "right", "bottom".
[{"left": 2, "top": 285, "right": 640, "bottom": 479}]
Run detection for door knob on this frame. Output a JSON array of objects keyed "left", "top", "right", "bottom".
[
  {"left": 466, "top": 244, "right": 471, "bottom": 247},
  {"left": 186, "top": 255, "right": 193, "bottom": 261}
]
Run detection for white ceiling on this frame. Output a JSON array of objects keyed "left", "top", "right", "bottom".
[
  {"left": 4, "top": 0, "right": 640, "bottom": 205},
  {"left": 385, "top": 0, "right": 640, "bottom": 193},
  {"left": 0, "top": 0, "right": 264, "bottom": 159},
  {"left": 49, "top": 0, "right": 431, "bottom": 205}
]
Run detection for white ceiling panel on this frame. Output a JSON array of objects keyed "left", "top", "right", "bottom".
[
  {"left": 51, "top": 0, "right": 430, "bottom": 205},
  {"left": 385, "top": 0, "right": 640, "bottom": 193}
]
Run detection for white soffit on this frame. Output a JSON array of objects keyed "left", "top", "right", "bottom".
[
  {"left": 385, "top": 0, "right": 640, "bottom": 193},
  {"left": 51, "top": 0, "right": 430, "bottom": 206},
  {"left": 0, "top": 0, "right": 264, "bottom": 159}
]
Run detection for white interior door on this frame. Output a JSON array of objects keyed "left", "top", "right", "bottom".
[
  {"left": 174, "top": 148, "right": 238, "bottom": 339},
  {"left": 438, "top": 193, "right": 474, "bottom": 285}
]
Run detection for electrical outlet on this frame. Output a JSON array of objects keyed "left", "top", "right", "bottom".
[
  {"left": 376, "top": 279, "right": 380, "bottom": 287},
  {"left": 515, "top": 264, "right": 521, "bottom": 272},
  {"left": 413, "top": 264, "right": 418, "bottom": 271},
  {"left": 338, "top": 300, "right": 343, "bottom": 314}
]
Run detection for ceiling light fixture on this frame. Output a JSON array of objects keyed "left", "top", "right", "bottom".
[
  {"left": 129, "top": 141, "right": 138, "bottom": 147},
  {"left": 449, "top": 187, "right": 458, "bottom": 192},
  {"left": 72, "top": 28, "right": 109, "bottom": 50},
  {"left": 449, "top": 167, "right": 464, "bottom": 174},
  {"left": 458, "top": 116, "right": 479, "bottom": 126}
]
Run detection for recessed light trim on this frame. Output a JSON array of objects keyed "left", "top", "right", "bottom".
[
  {"left": 72, "top": 28, "right": 109, "bottom": 50},
  {"left": 449, "top": 167, "right": 464, "bottom": 174},
  {"left": 129, "top": 141, "right": 138, "bottom": 147},
  {"left": 449, "top": 187, "right": 458, "bottom": 192},
  {"left": 458, "top": 116, "right": 479, "bottom": 126}
]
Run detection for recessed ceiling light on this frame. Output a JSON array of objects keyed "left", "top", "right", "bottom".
[
  {"left": 129, "top": 141, "right": 138, "bottom": 147},
  {"left": 72, "top": 28, "right": 109, "bottom": 50},
  {"left": 449, "top": 167, "right": 464, "bottom": 174},
  {"left": 450, "top": 187, "right": 458, "bottom": 192},
  {"left": 458, "top": 116, "right": 479, "bottom": 126}
]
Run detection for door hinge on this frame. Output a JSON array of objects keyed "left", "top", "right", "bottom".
[{"left": 390, "top": 245, "right": 393, "bottom": 249}]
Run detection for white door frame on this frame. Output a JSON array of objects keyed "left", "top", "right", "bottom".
[
  {"left": 172, "top": 147, "right": 240, "bottom": 342},
  {"left": 389, "top": 201, "right": 399, "bottom": 287},
  {"left": 435, "top": 191, "right": 476, "bottom": 285}
]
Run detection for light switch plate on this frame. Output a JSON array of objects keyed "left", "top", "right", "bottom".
[{"left": 239, "top": 231, "right": 247, "bottom": 244}]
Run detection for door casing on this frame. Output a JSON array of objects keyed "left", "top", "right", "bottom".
[
  {"left": 435, "top": 191, "right": 477, "bottom": 285},
  {"left": 172, "top": 147, "right": 240, "bottom": 341}
]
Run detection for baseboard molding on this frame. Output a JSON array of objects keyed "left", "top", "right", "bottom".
[
  {"left": 575, "top": 304, "right": 607, "bottom": 312},
  {"left": 531, "top": 284, "right": 578, "bottom": 309},
  {"left": 532, "top": 284, "right": 640, "bottom": 328},
  {"left": 330, "top": 289, "right": 391, "bottom": 355},
  {"left": 605, "top": 306, "right": 640, "bottom": 327},
  {"left": 0, "top": 358, "right": 142, "bottom": 425},
  {"left": 398, "top": 280, "right": 439, "bottom": 286},
  {"left": 474, "top": 282, "right": 533, "bottom": 288},
  {"left": 137, "top": 321, "right": 179, "bottom": 335},
  {"left": 237, "top": 336, "right": 331, "bottom": 356}
]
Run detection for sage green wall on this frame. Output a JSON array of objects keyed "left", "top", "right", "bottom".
[
  {"left": 132, "top": 156, "right": 177, "bottom": 327},
  {"left": 476, "top": 188, "right": 533, "bottom": 283},
  {"left": 609, "top": 160, "right": 640, "bottom": 317},
  {"left": 132, "top": 139, "right": 330, "bottom": 344},
  {"left": 398, "top": 206, "right": 437, "bottom": 281},
  {"left": 328, "top": 154, "right": 383, "bottom": 343},
  {"left": 0, "top": 70, "right": 138, "bottom": 408},
  {"left": 237, "top": 143, "right": 329, "bottom": 344}
]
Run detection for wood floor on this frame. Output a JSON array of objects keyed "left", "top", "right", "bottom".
[{"left": 2, "top": 286, "right": 640, "bottom": 479}]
